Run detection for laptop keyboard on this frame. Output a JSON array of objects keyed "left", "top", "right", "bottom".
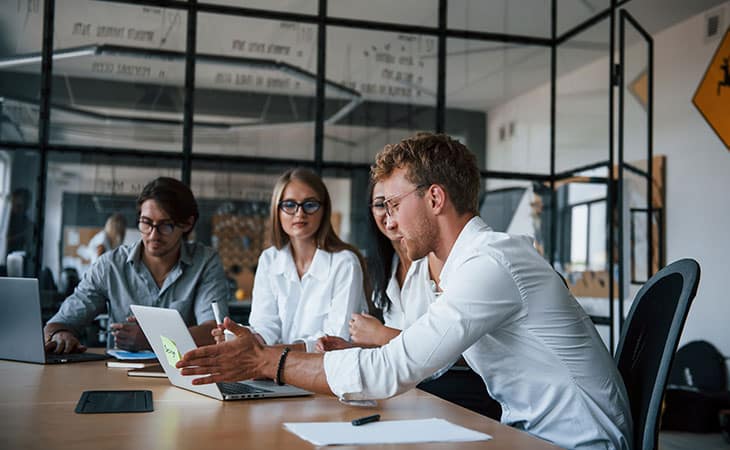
[{"left": 217, "top": 382, "right": 273, "bottom": 395}]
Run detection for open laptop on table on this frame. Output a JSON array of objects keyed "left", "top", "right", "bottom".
[
  {"left": 0, "top": 277, "right": 107, "bottom": 364},
  {"left": 131, "top": 304, "right": 312, "bottom": 401}
]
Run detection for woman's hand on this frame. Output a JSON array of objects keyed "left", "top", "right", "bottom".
[
  {"left": 212, "top": 324, "right": 226, "bottom": 344},
  {"left": 315, "top": 335, "right": 354, "bottom": 352},
  {"left": 349, "top": 313, "right": 391, "bottom": 347}
]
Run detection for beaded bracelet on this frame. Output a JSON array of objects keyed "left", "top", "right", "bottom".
[{"left": 275, "top": 347, "right": 291, "bottom": 386}]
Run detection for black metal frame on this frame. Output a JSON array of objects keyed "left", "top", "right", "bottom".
[
  {"left": 0, "top": 0, "right": 653, "bottom": 351},
  {"left": 619, "top": 9, "right": 654, "bottom": 333},
  {"left": 629, "top": 207, "right": 664, "bottom": 284}
]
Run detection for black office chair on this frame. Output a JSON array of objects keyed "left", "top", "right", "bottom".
[{"left": 615, "top": 258, "right": 701, "bottom": 450}]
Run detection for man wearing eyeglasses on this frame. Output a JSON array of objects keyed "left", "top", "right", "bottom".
[
  {"left": 44, "top": 177, "right": 229, "bottom": 354},
  {"left": 177, "top": 133, "right": 632, "bottom": 450}
]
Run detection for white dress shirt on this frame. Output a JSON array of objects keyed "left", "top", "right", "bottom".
[
  {"left": 382, "top": 255, "right": 437, "bottom": 330},
  {"left": 324, "top": 217, "right": 632, "bottom": 450},
  {"left": 382, "top": 255, "right": 453, "bottom": 382},
  {"left": 249, "top": 245, "right": 367, "bottom": 352}
]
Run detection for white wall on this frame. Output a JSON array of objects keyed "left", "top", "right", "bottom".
[
  {"left": 486, "top": 3, "right": 730, "bottom": 361},
  {"left": 653, "top": 4, "right": 730, "bottom": 359}
]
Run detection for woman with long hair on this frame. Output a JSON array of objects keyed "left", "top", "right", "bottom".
[
  {"left": 318, "top": 180, "right": 442, "bottom": 348},
  {"left": 240, "top": 168, "right": 369, "bottom": 352}
]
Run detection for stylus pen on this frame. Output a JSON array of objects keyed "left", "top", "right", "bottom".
[
  {"left": 211, "top": 302, "right": 223, "bottom": 325},
  {"left": 351, "top": 414, "right": 380, "bottom": 426}
]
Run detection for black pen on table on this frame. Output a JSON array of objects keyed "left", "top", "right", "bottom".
[{"left": 351, "top": 414, "right": 381, "bottom": 426}]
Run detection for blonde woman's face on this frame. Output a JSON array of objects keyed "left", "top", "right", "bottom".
[
  {"left": 278, "top": 179, "right": 324, "bottom": 243},
  {"left": 371, "top": 182, "right": 402, "bottom": 242}
]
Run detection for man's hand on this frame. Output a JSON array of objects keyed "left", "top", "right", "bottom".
[
  {"left": 44, "top": 330, "right": 86, "bottom": 354},
  {"left": 177, "top": 317, "right": 275, "bottom": 385},
  {"left": 110, "top": 316, "right": 151, "bottom": 351},
  {"left": 349, "top": 313, "right": 391, "bottom": 346},
  {"left": 315, "top": 335, "right": 354, "bottom": 352}
]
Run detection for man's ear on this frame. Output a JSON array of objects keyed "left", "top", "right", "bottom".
[{"left": 428, "top": 185, "right": 447, "bottom": 215}]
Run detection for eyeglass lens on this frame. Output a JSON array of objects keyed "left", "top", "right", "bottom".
[
  {"left": 279, "top": 200, "right": 321, "bottom": 215},
  {"left": 138, "top": 220, "right": 175, "bottom": 235}
]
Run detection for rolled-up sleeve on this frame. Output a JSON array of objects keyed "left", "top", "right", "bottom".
[
  {"left": 47, "top": 260, "right": 109, "bottom": 334},
  {"left": 193, "top": 252, "right": 229, "bottom": 324},
  {"left": 323, "top": 254, "right": 523, "bottom": 400}
]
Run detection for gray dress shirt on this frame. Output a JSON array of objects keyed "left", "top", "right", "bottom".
[{"left": 49, "top": 240, "right": 229, "bottom": 333}]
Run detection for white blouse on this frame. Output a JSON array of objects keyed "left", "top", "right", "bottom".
[
  {"left": 324, "top": 217, "right": 631, "bottom": 450},
  {"left": 248, "top": 245, "right": 367, "bottom": 352},
  {"left": 382, "top": 255, "right": 438, "bottom": 330}
]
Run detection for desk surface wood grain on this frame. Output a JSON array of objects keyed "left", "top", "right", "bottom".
[{"left": 0, "top": 352, "right": 560, "bottom": 450}]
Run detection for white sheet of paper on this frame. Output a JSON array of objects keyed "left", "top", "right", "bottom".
[{"left": 283, "top": 418, "right": 492, "bottom": 446}]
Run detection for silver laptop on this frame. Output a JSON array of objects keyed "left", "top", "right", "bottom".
[
  {"left": 131, "top": 304, "right": 312, "bottom": 401},
  {"left": 0, "top": 277, "right": 107, "bottom": 364}
]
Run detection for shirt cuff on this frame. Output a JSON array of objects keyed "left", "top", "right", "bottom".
[
  {"left": 303, "top": 338, "right": 316, "bottom": 353},
  {"left": 323, "top": 348, "right": 365, "bottom": 400}
]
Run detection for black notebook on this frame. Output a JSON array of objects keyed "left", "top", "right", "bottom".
[{"left": 75, "top": 390, "right": 153, "bottom": 414}]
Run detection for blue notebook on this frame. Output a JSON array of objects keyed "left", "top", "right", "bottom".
[{"left": 106, "top": 349, "right": 157, "bottom": 360}]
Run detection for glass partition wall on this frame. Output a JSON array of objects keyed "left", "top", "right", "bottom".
[{"left": 0, "top": 0, "right": 652, "bottom": 351}]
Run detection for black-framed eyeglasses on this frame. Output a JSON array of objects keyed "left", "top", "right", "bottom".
[
  {"left": 383, "top": 184, "right": 428, "bottom": 218},
  {"left": 137, "top": 219, "right": 176, "bottom": 236},
  {"left": 278, "top": 200, "right": 322, "bottom": 215}
]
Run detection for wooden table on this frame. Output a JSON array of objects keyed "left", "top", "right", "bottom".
[{"left": 0, "top": 355, "right": 561, "bottom": 450}]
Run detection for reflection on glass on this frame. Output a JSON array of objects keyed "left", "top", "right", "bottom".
[
  {"left": 555, "top": 17, "right": 610, "bottom": 173},
  {"left": 324, "top": 27, "right": 438, "bottom": 164},
  {"left": 0, "top": 149, "right": 40, "bottom": 277},
  {"left": 570, "top": 203, "right": 588, "bottom": 270},
  {"left": 449, "top": 0, "right": 550, "bottom": 38},
  {"left": 0, "top": 0, "right": 44, "bottom": 142},
  {"left": 43, "top": 152, "right": 180, "bottom": 279},
  {"left": 588, "top": 201, "right": 606, "bottom": 269},
  {"left": 194, "top": 13, "right": 321, "bottom": 157},
  {"left": 329, "top": 0, "right": 437, "bottom": 27},
  {"left": 557, "top": 0, "right": 610, "bottom": 37},
  {"left": 622, "top": 26, "right": 649, "bottom": 164},
  {"left": 37, "top": 0, "right": 189, "bottom": 151},
  {"left": 481, "top": 179, "right": 547, "bottom": 257},
  {"left": 447, "top": 39, "right": 551, "bottom": 172},
  {"left": 202, "top": 0, "right": 316, "bottom": 15}
]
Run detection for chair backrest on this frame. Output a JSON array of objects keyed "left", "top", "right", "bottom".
[{"left": 615, "top": 258, "right": 700, "bottom": 450}]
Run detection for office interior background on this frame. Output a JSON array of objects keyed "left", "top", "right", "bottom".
[{"left": 0, "top": 0, "right": 728, "bottom": 377}]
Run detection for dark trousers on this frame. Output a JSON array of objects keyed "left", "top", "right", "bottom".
[{"left": 417, "top": 368, "right": 502, "bottom": 420}]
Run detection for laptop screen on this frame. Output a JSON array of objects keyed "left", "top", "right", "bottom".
[{"left": 0, "top": 277, "right": 47, "bottom": 364}]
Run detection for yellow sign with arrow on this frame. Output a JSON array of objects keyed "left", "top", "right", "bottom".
[{"left": 693, "top": 28, "right": 730, "bottom": 150}]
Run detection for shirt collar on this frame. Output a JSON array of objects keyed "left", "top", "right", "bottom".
[
  {"left": 272, "top": 245, "right": 293, "bottom": 275},
  {"left": 307, "top": 248, "right": 331, "bottom": 281},
  {"left": 439, "top": 216, "right": 490, "bottom": 290},
  {"left": 126, "top": 240, "right": 144, "bottom": 265},
  {"left": 272, "top": 245, "right": 331, "bottom": 282},
  {"left": 178, "top": 241, "right": 193, "bottom": 266}
]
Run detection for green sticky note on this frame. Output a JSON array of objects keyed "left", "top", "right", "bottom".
[{"left": 160, "top": 335, "right": 181, "bottom": 367}]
